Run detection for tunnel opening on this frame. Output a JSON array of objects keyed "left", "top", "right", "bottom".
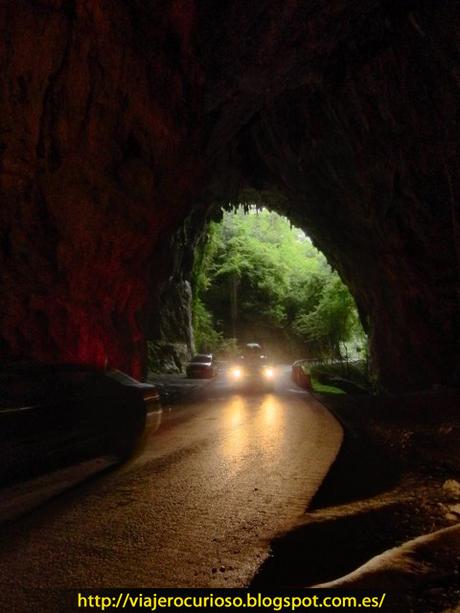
[
  {"left": 145, "top": 195, "right": 369, "bottom": 384},
  {"left": 191, "top": 204, "right": 368, "bottom": 364}
]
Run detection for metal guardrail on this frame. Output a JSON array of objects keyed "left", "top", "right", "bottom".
[{"left": 292, "top": 358, "right": 371, "bottom": 394}]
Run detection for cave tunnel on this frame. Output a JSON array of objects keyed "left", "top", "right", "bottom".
[{"left": 0, "top": 0, "right": 459, "bottom": 392}]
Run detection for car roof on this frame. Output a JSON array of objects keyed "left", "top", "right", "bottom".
[
  {"left": 0, "top": 363, "right": 153, "bottom": 387},
  {"left": 0, "top": 362, "right": 102, "bottom": 375}
]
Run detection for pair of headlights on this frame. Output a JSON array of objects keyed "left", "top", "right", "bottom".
[{"left": 229, "top": 366, "right": 274, "bottom": 379}]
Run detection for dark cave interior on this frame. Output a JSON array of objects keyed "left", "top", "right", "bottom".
[{"left": 0, "top": 0, "right": 458, "bottom": 391}]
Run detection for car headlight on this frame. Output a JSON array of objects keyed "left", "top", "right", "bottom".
[
  {"left": 230, "top": 367, "right": 243, "bottom": 379},
  {"left": 263, "top": 367, "right": 274, "bottom": 379}
]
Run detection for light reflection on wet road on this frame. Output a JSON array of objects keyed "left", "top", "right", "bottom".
[{"left": 0, "top": 370, "right": 342, "bottom": 593}]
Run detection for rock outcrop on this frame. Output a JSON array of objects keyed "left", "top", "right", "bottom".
[{"left": 0, "top": 0, "right": 458, "bottom": 389}]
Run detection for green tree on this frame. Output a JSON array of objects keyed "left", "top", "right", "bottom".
[
  {"left": 293, "top": 275, "right": 357, "bottom": 356},
  {"left": 192, "top": 206, "right": 366, "bottom": 358}
]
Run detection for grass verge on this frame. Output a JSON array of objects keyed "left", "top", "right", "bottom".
[{"left": 311, "top": 376, "right": 345, "bottom": 395}]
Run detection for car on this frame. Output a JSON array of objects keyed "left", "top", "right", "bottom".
[
  {"left": 186, "top": 354, "right": 217, "bottom": 379},
  {"left": 0, "top": 363, "right": 161, "bottom": 488},
  {"left": 291, "top": 360, "right": 312, "bottom": 389},
  {"left": 228, "top": 343, "right": 275, "bottom": 390}
]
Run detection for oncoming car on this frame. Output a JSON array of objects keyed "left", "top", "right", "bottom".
[{"left": 228, "top": 343, "right": 275, "bottom": 391}]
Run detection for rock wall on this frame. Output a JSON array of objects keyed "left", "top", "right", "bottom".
[
  {"left": 0, "top": 0, "right": 207, "bottom": 377},
  {"left": 242, "top": 6, "right": 460, "bottom": 389},
  {"left": 0, "top": 0, "right": 458, "bottom": 390},
  {"left": 206, "top": 1, "right": 460, "bottom": 390},
  {"left": 145, "top": 215, "right": 202, "bottom": 373}
]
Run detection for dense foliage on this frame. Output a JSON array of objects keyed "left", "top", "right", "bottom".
[{"left": 193, "top": 207, "right": 366, "bottom": 359}]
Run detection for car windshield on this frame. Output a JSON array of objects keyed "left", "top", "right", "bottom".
[
  {"left": 191, "top": 355, "right": 211, "bottom": 363},
  {"left": 242, "top": 344, "right": 263, "bottom": 358}
]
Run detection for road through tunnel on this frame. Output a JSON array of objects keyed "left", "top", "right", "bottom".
[{"left": 0, "top": 0, "right": 458, "bottom": 392}]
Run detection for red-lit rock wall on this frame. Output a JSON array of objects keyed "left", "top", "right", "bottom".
[
  {"left": 0, "top": 0, "right": 207, "bottom": 377},
  {"left": 0, "top": 0, "right": 458, "bottom": 389}
]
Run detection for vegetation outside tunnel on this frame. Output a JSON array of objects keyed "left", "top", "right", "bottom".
[{"left": 192, "top": 206, "right": 368, "bottom": 366}]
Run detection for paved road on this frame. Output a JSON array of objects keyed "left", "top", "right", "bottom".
[{"left": 0, "top": 368, "right": 342, "bottom": 598}]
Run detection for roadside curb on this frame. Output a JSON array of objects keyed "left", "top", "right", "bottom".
[{"left": 310, "top": 391, "right": 360, "bottom": 440}]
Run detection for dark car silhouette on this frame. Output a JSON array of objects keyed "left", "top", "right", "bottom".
[{"left": 0, "top": 363, "right": 161, "bottom": 488}]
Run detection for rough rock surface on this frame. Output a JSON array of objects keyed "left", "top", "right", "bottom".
[
  {"left": 0, "top": 1, "right": 458, "bottom": 388},
  {"left": 316, "top": 523, "right": 460, "bottom": 590}
]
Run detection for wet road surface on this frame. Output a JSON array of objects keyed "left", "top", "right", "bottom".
[{"left": 0, "top": 368, "right": 342, "bottom": 595}]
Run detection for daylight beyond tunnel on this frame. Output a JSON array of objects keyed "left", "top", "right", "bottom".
[
  {"left": 0, "top": 1, "right": 459, "bottom": 392},
  {"left": 192, "top": 207, "right": 367, "bottom": 363}
]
